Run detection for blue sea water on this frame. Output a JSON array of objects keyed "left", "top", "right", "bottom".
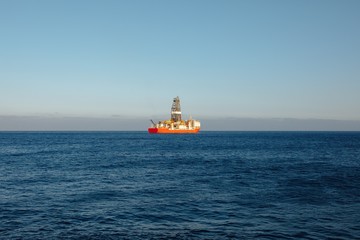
[{"left": 0, "top": 131, "right": 360, "bottom": 239}]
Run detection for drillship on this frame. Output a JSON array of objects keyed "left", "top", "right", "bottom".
[{"left": 148, "top": 96, "right": 201, "bottom": 134}]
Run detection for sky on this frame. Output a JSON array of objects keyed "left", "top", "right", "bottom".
[{"left": 1, "top": 0, "right": 360, "bottom": 130}]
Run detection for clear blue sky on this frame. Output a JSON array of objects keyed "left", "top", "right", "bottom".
[{"left": 1, "top": 0, "right": 360, "bottom": 129}]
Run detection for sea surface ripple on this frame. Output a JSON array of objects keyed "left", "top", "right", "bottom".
[{"left": 1, "top": 131, "right": 360, "bottom": 239}]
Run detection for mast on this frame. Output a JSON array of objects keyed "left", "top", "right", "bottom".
[{"left": 171, "top": 96, "right": 182, "bottom": 122}]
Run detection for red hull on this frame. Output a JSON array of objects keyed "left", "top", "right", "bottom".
[{"left": 148, "top": 128, "right": 200, "bottom": 134}]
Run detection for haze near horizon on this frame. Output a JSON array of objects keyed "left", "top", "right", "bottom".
[{"left": 1, "top": 0, "right": 359, "bottom": 130}]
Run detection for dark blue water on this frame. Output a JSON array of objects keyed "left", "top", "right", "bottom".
[{"left": 1, "top": 132, "right": 360, "bottom": 239}]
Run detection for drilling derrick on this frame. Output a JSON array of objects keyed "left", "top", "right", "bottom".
[{"left": 171, "top": 96, "right": 182, "bottom": 122}]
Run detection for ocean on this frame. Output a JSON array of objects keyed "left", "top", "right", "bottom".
[{"left": 0, "top": 131, "right": 359, "bottom": 239}]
